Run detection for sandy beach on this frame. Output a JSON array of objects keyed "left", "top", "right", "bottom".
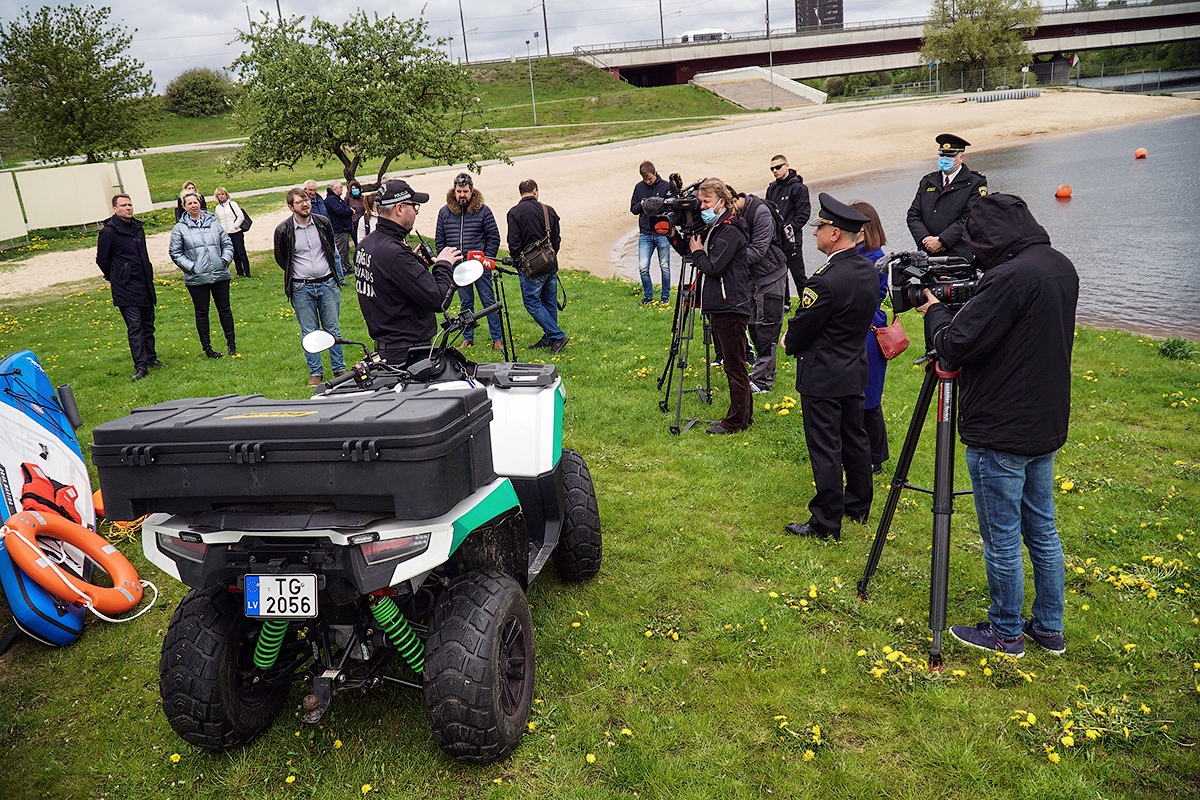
[{"left": 1, "top": 88, "right": 1195, "bottom": 302}]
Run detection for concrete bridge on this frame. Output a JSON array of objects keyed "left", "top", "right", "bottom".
[{"left": 574, "top": 0, "right": 1200, "bottom": 85}]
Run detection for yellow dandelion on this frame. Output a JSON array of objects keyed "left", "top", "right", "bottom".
[
  {"left": 286, "top": 775, "right": 296, "bottom": 784},
  {"left": 983, "top": 667, "right": 993, "bottom": 676},
  {"left": 362, "top": 785, "right": 372, "bottom": 795},
  {"left": 572, "top": 621, "right": 581, "bottom": 627},
  {"left": 768, "top": 591, "right": 779, "bottom": 598},
  {"left": 856, "top": 649, "right": 867, "bottom": 657},
  {"left": 586, "top": 753, "right": 597, "bottom": 764},
  {"left": 1061, "top": 735, "right": 1075, "bottom": 747},
  {"left": 169, "top": 753, "right": 181, "bottom": 763},
  {"left": 1060, "top": 480, "right": 1075, "bottom": 492},
  {"left": 951, "top": 669, "right": 966, "bottom": 677},
  {"left": 1047, "top": 751, "right": 1061, "bottom": 764},
  {"left": 644, "top": 630, "right": 654, "bottom": 637},
  {"left": 802, "top": 749, "right": 815, "bottom": 761},
  {"left": 620, "top": 728, "right": 632, "bottom": 736},
  {"left": 1124, "top": 643, "right": 1137, "bottom": 651},
  {"left": 334, "top": 739, "right": 343, "bottom": 748}
]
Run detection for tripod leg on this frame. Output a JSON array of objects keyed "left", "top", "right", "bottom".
[
  {"left": 671, "top": 296, "right": 695, "bottom": 434},
  {"left": 857, "top": 363, "right": 939, "bottom": 600},
  {"left": 928, "top": 371, "right": 959, "bottom": 669},
  {"left": 495, "top": 274, "right": 515, "bottom": 362},
  {"left": 701, "top": 317, "right": 713, "bottom": 404}
]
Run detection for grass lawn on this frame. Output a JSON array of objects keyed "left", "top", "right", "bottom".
[{"left": 0, "top": 257, "right": 1197, "bottom": 799}]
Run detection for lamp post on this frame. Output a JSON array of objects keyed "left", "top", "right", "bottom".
[
  {"left": 458, "top": 0, "right": 470, "bottom": 63},
  {"left": 526, "top": 39, "right": 538, "bottom": 125},
  {"left": 766, "top": 0, "right": 774, "bottom": 109}
]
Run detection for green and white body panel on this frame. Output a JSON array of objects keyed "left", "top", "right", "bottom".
[
  {"left": 485, "top": 377, "right": 565, "bottom": 477},
  {"left": 142, "top": 477, "right": 522, "bottom": 592}
]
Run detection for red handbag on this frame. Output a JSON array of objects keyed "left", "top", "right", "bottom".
[{"left": 871, "top": 312, "right": 910, "bottom": 360}]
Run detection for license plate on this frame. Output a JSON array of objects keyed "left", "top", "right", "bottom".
[{"left": 245, "top": 574, "right": 318, "bottom": 618}]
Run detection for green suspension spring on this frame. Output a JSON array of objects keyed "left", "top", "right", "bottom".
[
  {"left": 254, "top": 619, "right": 290, "bottom": 670},
  {"left": 371, "top": 596, "right": 424, "bottom": 674}
]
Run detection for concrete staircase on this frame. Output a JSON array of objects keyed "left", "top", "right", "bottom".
[{"left": 692, "top": 66, "right": 827, "bottom": 110}]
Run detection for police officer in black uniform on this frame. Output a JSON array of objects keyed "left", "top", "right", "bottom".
[
  {"left": 783, "top": 194, "right": 880, "bottom": 540},
  {"left": 355, "top": 179, "right": 461, "bottom": 364},
  {"left": 906, "top": 133, "right": 988, "bottom": 260}
]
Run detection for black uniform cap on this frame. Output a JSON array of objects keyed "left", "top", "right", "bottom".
[
  {"left": 936, "top": 133, "right": 971, "bottom": 154},
  {"left": 809, "top": 192, "right": 870, "bottom": 234},
  {"left": 376, "top": 179, "right": 430, "bottom": 208}
]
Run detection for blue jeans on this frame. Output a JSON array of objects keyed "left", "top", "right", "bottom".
[
  {"left": 519, "top": 271, "right": 563, "bottom": 341},
  {"left": 456, "top": 271, "right": 504, "bottom": 343},
  {"left": 290, "top": 277, "right": 346, "bottom": 375},
  {"left": 965, "top": 446, "right": 1064, "bottom": 641},
  {"left": 638, "top": 233, "right": 671, "bottom": 301}
]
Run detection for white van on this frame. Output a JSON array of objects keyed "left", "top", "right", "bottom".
[{"left": 677, "top": 29, "right": 731, "bottom": 44}]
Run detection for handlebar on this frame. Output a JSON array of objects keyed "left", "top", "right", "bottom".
[{"left": 321, "top": 366, "right": 363, "bottom": 392}]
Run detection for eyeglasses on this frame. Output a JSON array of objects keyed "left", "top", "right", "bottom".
[
  {"left": 401, "top": 202, "right": 421, "bottom": 210},
  {"left": 770, "top": 164, "right": 787, "bottom": 172}
]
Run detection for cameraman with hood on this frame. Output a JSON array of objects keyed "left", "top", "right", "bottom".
[
  {"left": 668, "top": 177, "right": 752, "bottom": 434},
  {"left": 916, "top": 194, "right": 1079, "bottom": 658}
]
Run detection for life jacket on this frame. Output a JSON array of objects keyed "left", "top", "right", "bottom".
[{"left": 20, "top": 462, "right": 82, "bottom": 524}]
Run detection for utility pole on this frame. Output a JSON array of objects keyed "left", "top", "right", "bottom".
[
  {"left": 458, "top": 0, "right": 470, "bottom": 63},
  {"left": 244, "top": 0, "right": 252, "bottom": 29},
  {"left": 275, "top": 0, "right": 282, "bottom": 22},
  {"left": 658, "top": 0, "right": 664, "bottom": 43},
  {"left": 541, "top": 0, "right": 550, "bottom": 55},
  {"left": 526, "top": 40, "right": 538, "bottom": 125}
]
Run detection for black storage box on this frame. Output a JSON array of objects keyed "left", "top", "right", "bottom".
[{"left": 92, "top": 389, "right": 495, "bottom": 521}]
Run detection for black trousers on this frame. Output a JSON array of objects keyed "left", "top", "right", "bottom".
[
  {"left": 800, "top": 392, "right": 873, "bottom": 532},
  {"left": 229, "top": 232, "right": 251, "bottom": 276},
  {"left": 709, "top": 313, "right": 753, "bottom": 432},
  {"left": 864, "top": 404, "right": 889, "bottom": 470},
  {"left": 186, "top": 280, "right": 235, "bottom": 353},
  {"left": 118, "top": 305, "right": 157, "bottom": 370},
  {"left": 784, "top": 252, "right": 806, "bottom": 303}
]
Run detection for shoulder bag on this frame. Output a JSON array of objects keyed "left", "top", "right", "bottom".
[
  {"left": 516, "top": 203, "right": 558, "bottom": 277},
  {"left": 237, "top": 202, "right": 253, "bottom": 232},
  {"left": 871, "top": 312, "right": 910, "bottom": 360}
]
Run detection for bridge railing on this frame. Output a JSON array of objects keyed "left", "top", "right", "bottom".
[{"left": 572, "top": 0, "right": 1196, "bottom": 57}]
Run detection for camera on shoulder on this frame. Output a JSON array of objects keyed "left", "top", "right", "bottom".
[{"left": 887, "top": 251, "right": 981, "bottom": 313}]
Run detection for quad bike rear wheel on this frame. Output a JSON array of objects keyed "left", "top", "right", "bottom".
[
  {"left": 159, "top": 585, "right": 295, "bottom": 750},
  {"left": 552, "top": 448, "right": 602, "bottom": 581},
  {"left": 423, "top": 570, "right": 534, "bottom": 762}
]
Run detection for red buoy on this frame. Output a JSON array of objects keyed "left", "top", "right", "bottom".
[
  {"left": 1134, "top": 148, "right": 1148, "bottom": 159},
  {"left": 1055, "top": 184, "right": 1073, "bottom": 199}
]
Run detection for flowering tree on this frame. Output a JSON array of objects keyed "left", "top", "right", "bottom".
[
  {"left": 921, "top": 0, "right": 1042, "bottom": 73},
  {"left": 231, "top": 11, "right": 504, "bottom": 185}
]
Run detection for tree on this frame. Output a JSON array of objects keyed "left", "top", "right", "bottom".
[
  {"left": 163, "top": 68, "right": 239, "bottom": 118},
  {"left": 230, "top": 12, "right": 504, "bottom": 185},
  {"left": 0, "top": 4, "right": 155, "bottom": 163},
  {"left": 920, "top": 0, "right": 1042, "bottom": 73}
]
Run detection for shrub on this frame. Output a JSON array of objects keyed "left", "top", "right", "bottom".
[
  {"left": 1158, "top": 336, "right": 1197, "bottom": 361},
  {"left": 163, "top": 68, "right": 238, "bottom": 117}
]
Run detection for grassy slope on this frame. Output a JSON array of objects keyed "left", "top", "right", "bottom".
[{"left": 0, "top": 261, "right": 1196, "bottom": 799}]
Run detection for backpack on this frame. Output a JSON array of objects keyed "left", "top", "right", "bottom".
[{"left": 748, "top": 194, "right": 797, "bottom": 257}]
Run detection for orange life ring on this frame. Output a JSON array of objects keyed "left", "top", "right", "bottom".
[{"left": 2, "top": 509, "right": 143, "bottom": 615}]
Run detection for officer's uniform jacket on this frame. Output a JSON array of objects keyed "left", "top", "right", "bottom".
[
  {"left": 906, "top": 165, "right": 988, "bottom": 259},
  {"left": 783, "top": 246, "right": 880, "bottom": 397}
]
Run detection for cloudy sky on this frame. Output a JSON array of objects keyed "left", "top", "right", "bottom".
[{"left": 0, "top": 0, "right": 940, "bottom": 90}]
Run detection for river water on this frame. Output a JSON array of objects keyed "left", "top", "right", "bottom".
[{"left": 614, "top": 112, "right": 1200, "bottom": 338}]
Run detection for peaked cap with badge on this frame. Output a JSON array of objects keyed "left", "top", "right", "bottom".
[
  {"left": 906, "top": 133, "right": 989, "bottom": 259},
  {"left": 809, "top": 192, "right": 871, "bottom": 234}
]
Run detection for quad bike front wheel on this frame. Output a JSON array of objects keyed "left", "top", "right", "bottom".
[
  {"left": 423, "top": 570, "right": 534, "bottom": 763},
  {"left": 552, "top": 448, "right": 602, "bottom": 581},
  {"left": 159, "top": 585, "right": 295, "bottom": 750}
]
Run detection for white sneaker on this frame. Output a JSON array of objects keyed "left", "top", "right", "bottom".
[{"left": 749, "top": 381, "right": 767, "bottom": 394}]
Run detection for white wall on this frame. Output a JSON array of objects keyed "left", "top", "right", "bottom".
[
  {"left": 15, "top": 159, "right": 152, "bottom": 229},
  {"left": 0, "top": 173, "right": 27, "bottom": 242}
]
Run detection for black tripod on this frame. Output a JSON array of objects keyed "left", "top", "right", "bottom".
[
  {"left": 856, "top": 351, "right": 971, "bottom": 668},
  {"left": 491, "top": 261, "right": 519, "bottom": 361},
  {"left": 657, "top": 253, "right": 712, "bottom": 434}
]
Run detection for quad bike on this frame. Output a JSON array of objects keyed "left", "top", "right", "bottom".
[{"left": 91, "top": 261, "right": 601, "bottom": 763}]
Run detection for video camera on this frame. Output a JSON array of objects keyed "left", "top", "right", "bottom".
[
  {"left": 887, "top": 251, "right": 981, "bottom": 314},
  {"left": 639, "top": 173, "right": 705, "bottom": 238}
]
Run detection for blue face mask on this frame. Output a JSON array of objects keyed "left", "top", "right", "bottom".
[
  {"left": 351, "top": 189, "right": 361, "bottom": 196},
  {"left": 938, "top": 156, "right": 955, "bottom": 173},
  {"left": 701, "top": 207, "right": 719, "bottom": 225}
]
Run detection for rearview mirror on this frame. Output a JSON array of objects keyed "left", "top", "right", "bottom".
[
  {"left": 453, "top": 259, "right": 484, "bottom": 288},
  {"left": 302, "top": 329, "right": 337, "bottom": 354}
]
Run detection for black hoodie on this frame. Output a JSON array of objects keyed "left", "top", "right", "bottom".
[{"left": 924, "top": 195, "right": 1079, "bottom": 456}]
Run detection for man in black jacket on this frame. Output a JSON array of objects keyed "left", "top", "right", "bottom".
[
  {"left": 96, "top": 194, "right": 162, "bottom": 382},
  {"left": 783, "top": 193, "right": 879, "bottom": 540},
  {"left": 325, "top": 181, "right": 354, "bottom": 284},
  {"left": 274, "top": 188, "right": 346, "bottom": 386},
  {"left": 765, "top": 154, "right": 810, "bottom": 305},
  {"left": 906, "top": 133, "right": 988, "bottom": 259},
  {"left": 917, "top": 194, "right": 1078, "bottom": 658},
  {"left": 507, "top": 179, "right": 567, "bottom": 353},
  {"left": 630, "top": 161, "right": 672, "bottom": 305},
  {"left": 356, "top": 179, "right": 460, "bottom": 365},
  {"left": 733, "top": 190, "right": 788, "bottom": 393}
]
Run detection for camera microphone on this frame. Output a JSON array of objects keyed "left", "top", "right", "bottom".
[{"left": 640, "top": 197, "right": 665, "bottom": 215}]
